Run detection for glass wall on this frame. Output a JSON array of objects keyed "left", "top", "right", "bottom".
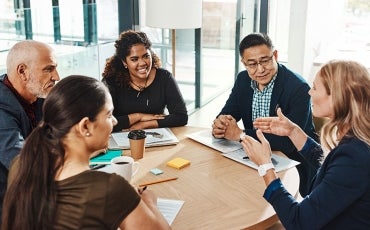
[
  {"left": 1, "top": 0, "right": 240, "bottom": 114},
  {"left": 0, "top": 0, "right": 116, "bottom": 79},
  {"left": 2, "top": 0, "right": 368, "bottom": 113},
  {"left": 268, "top": 0, "right": 370, "bottom": 84},
  {"left": 140, "top": 0, "right": 238, "bottom": 113}
]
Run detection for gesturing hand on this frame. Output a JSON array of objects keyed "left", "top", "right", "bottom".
[
  {"left": 240, "top": 130, "right": 272, "bottom": 166},
  {"left": 253, "top": 108, "right": 297, "bottom": 137}
]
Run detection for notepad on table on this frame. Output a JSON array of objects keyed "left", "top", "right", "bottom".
[
  {"left": 89, "top": 149, "right": 122, "bottom": 165},
  {"left": 166, "top": 157, "right": 191, "bottom": 169}
]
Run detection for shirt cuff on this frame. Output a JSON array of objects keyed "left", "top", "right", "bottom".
[{"left": 263, "top": 178, "right": 283, "bottom": 200}]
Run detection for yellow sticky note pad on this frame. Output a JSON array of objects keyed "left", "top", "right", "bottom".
[{"left": 166, "top": 157, "right": 191, "bottom": 169}]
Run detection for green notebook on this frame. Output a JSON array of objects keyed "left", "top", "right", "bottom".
[{"left": 89, "top": 149, "right": 122, "bottom": 165}]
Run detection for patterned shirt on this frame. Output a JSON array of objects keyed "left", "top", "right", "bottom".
[{"left": 251, "top": 75, "right": 277, "bottom": 122}]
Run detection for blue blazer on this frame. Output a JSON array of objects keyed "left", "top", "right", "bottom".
[{"left": 267, "top": 137, "right": 370, "bottom": 229}]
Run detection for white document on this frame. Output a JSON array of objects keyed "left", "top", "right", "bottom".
[
  {"left": 222, "top": 149, "right": 300, "bottom": 172},
  {"left": 109, "top": 128, "right": 179, "bottom": 149},
  {"left": 157, "top": 198, "right": 184, "bottom": 225},
  {"left": 187, "top": 129, "right": 300, "bottom": 172},
  {"left": 186, "top": 129, "right": 242, "bottom": 153}
]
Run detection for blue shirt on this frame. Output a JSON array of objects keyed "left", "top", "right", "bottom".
[{"left": 251, "top": 75, "right": 276, "bottom": 121}]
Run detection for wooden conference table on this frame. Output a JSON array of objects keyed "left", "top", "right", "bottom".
[{"left": 124, "top": 126, "right": 299, "bottom": 230}]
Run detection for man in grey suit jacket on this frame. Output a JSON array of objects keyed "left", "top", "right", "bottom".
[
  {"left": 212, "top": 33, "right": 320, "bottom": 196},
  {"left": 0, "top": 40, "right": 60, "bottom": 218}
]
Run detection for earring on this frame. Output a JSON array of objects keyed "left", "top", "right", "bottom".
[
  {"left": 124, "top": 65, "right": 128, "bottom": 69},
  {"left": 86, "top": 132, "right": 91, "bottom": 137}
]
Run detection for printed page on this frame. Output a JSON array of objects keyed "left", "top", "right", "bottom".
[
  {"left": 187, "top": 129, "right": 242, "bottom": 153},
  {"left": 222, "top": 149, "right": 300, "bottom": 172},
  {"left": 157, "top": 198, "right": 185, "bottom": 225}
]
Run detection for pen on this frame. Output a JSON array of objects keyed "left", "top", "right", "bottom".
[
  {"left": 139, "top": 177, "right": 178, "bottom": 187},
  {"left": 243, "top": 156, "right": 249, "bottom": 160},
  {"left": 138, "top": 185, "right": 147, "bottom": 194},
  {"left": 90, "top": 164, "right": 108, "bottom": 170}
]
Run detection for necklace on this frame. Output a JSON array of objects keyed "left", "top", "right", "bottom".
[{"left": 131, "top": 77, "right": 149, "bottom": 97}]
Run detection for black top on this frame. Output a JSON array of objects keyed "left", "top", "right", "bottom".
[{"left": 103, "top": 68, "right": 188, "bottom": 131}]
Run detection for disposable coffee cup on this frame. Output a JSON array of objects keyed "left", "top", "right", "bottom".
[
  {"left": 110, "top": 156, "right": 140, "bottom": 182},
  {"left": 128, "top": 130, "right": 146, "bottom": 160}
]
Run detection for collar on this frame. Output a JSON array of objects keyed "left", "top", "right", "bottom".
[
  {"left": 3, "top": 74, "right": 38, "bottom": 127},
  {"left": 250, "top": 72, "right": 278, "bottom": 92}
]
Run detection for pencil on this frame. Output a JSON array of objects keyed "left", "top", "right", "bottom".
[{"left": 139, "top": 177, "right": 178, "bottom": 187}]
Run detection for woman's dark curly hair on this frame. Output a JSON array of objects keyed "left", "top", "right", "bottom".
[{"left": 102, "top": 30, "right": 161, "bottom": 87}]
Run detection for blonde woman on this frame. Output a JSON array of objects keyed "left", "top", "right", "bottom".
[{"left": 241, "top": 60, "right": 370, "bottom": 229}]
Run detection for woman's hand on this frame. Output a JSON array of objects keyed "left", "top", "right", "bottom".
[
  {"left": 127, "top": 113, "right": 165, "bottom": 130},
  {"left": 253, "top": 108, "right": 308, "bottom": 151},
  {"left": 138, "top": 186, "right": 158, "bottom": 207},
  {"left": 139, "top": 113, "right": 165, "bottom": 122},
  {"left": 240, "top": 130, "right": 272, "bottom": 166},
  {"left": 253, "top": 108, "right": 297, "bottom": 137}
]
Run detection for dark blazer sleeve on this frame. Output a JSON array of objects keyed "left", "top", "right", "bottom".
[
  {"left": 266, "top": 138, "right": 370, "bottom": 229},
  {"left": 218, "top": 70, "right": 251, "bottom": 121}
]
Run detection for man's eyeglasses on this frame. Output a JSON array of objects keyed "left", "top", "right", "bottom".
[{"left": 242, "top": 54, "right": 274, "bottom": 73}]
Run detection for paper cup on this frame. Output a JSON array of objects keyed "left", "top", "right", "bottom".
[{"left": 128, "top": 130, "right": 146, "bottom": 160}]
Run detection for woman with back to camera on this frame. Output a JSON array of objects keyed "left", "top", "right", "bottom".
[
  {"left": 2, "top": 75, "right": 170, "bottom": 230},
  {"left": 241, "top": 60, "right": 370, "bottom": 229},
  {"left": 102, "top": 30, "right": 188, "bottom": 131}
]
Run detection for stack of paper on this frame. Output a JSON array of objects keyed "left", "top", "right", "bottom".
[{"left": 187, "top": 129, "right": 300, "bottom": 172}]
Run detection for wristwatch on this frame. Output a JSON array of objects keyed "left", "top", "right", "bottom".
[
  {"left": 239, "top": 130, "right": 246, "bottom": 143},
  {"left": 257, "top": 163, "right": 275, "bottom": 176}
]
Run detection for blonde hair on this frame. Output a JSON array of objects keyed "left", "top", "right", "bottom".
[{"left": 318, "top": 60, "right": 370, "bottom": 150}]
